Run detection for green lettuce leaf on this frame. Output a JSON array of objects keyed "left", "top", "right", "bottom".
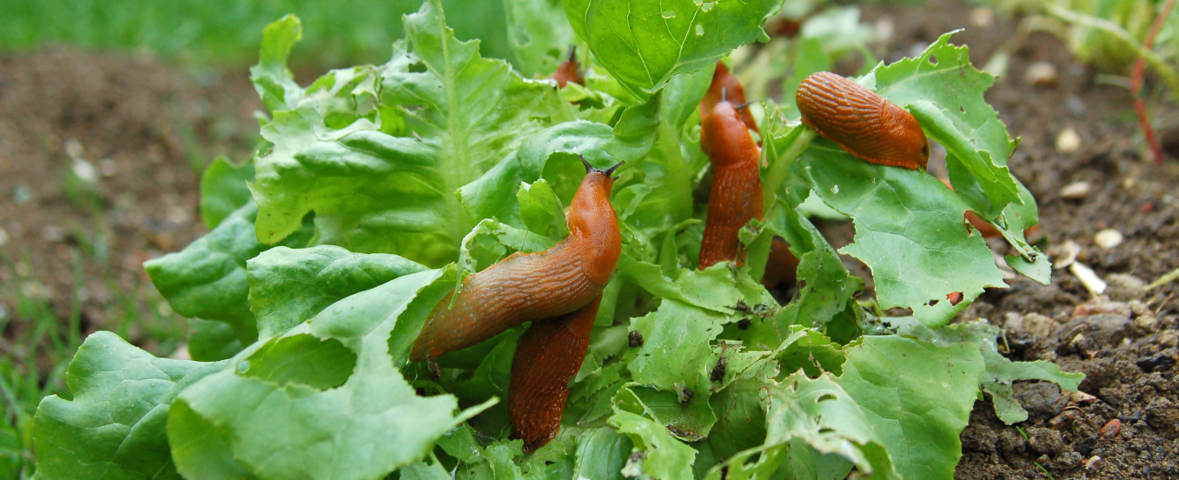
[
  {"left": 168, "top": 269, "right": 492, "bottom": 480},
  {"left": 564, "top": 0, "right": 780, "bottom": 99},
  {"left": 145, "top": 203, "right": 313, "bottom": 346},
  {"left": 199, "top": 156, "right": 254, "bottom": 230},
  {"left": 249, "top": 1, "right": 569, "bottom": 264},
  {"left": 247, "top": 245, "right": 428, "bottom": 337},
  {"left": 34, "top": 333, "right": 225, "bottom": 479}
]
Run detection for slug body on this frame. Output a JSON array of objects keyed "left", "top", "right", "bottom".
[
  {"left": 796, "top": 71, "right": 929, "bottom": 170},
  {"left": 939, "top": 177, "right": 1001, "bottom": 238},
  {"left": 509, "top": 295, "right": 600, "bottom": 453},
  {"left": 701, "top": 61, "right": 758, "bottom": 134},
  {"left": 410, "top": 164, "right": 621, "bottom": 361},
  {"left": 699, "top": 100, "right": 764, "bottom": 268},
  {"left": 761, "top": 237, "right": 799, "bottom": 288},
  {"left": 550, "top": 47, "right": 583, "bottom": 88}
]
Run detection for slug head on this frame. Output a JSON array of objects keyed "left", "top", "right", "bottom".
[
  {"left": 551, "top": 46, "right": 583, "bottom": 87},
  {"left": 700, "top": 101, "right": 759, "bottom": 167},
  {"left": 700, "top": 61, "right": 758, "bottom": 133},
  {"left": 567, "top": 157, "right": 622, "bottom": 283},
  {"left": 879, "top": 101, "right": 930, "bottom": 169}
]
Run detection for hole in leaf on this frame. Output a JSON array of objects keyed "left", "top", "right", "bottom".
[
  {"left": 928, "top": 55, "right": 938, "bottom": 65},
  {"left": 959, "top": 105, "right": 965, "bottom": 113},
  {"left": 408, "top": 61, "right": 427, "bottom": 73},
  {"left": 817, "top": 393, "right": 837, "bottom": 402},
  {"left": 240, "top": 334, "right": 356, "bottom": 390}
]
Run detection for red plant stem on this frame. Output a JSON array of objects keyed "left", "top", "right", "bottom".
[{"left": 1133, "top": 0, "right": 1175, "bottom": 165}]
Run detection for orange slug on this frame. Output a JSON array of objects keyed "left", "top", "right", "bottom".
[
  {"left": 699, "top": 100, "right": 763, "bottom": 269},
  {"left": 938, "top": 177, "right": 1001, "bottom": 238},
  {"left": 700, "top": 61, "right": 758, "bottom": 134},
  {"left": 796, "top": 71, "right": 929, "bottom": 170},
  {"left": 761, "top": 237, "right": 799, "bottom": 288},
  {"left": 550, "top": 47, "right": 583, "bottom": 88},
  {"left": 509, "top": 295, "right": 600, "bottom": 453},
  {"left": 410, "top": 159, "right": 622, "bottom": 361}
]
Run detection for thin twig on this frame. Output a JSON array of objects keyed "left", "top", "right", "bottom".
[{"left": 1132, "top": 0, "right": 1175, "bottom": 165}]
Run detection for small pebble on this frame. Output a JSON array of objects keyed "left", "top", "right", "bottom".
[
  {"left": 969, "top": 7, "right": 994, "bottom": 27},
  {"left": 1059, "top": 181, "right": 1091, "bottom": 199},
  {"left": 1056, "top": 127, "right": 1081, "bottom": 153},
  {"left": 72, "top": 158, "right": 98, "bottom": 185},
  {"left": 40, "top": 225, "right": 66, "bottom": 243},
  {"left": 1025, "top": 61, "right": 1058, "bottom": 86},
  {"left": 64, "top": 138, "right": 84, "bottom": 159},
  {"left": 1100, "top": 418, "right": 1121, "bottom": 438},
  {"left": 1094, "top": 229, "right": 1123, "bottom": 249}
]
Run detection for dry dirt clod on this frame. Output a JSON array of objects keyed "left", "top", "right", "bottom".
[
  {"left": 1105, "top": 273, "right": 1147, "bottom": 301},
  {"left": 1059, "top": 181, "right": 1092, "bottom": 200},
  {"left": 1068, "top": 390, "right": 1097, "bottom": 405},
  {"left": 1027, "top": 427, "right": 1065, "bottom": 455},
  {"left": 1005, "top": 311, "right": 1055, "bottom": 338},
  {"left": 1072, "top": 296, "right": 1131, "bottom": 318}
]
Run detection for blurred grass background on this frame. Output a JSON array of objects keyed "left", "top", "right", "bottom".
[{"left": 0, "top": 0, "right": 512, "bottom": 67}]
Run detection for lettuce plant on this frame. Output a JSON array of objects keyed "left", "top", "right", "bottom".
[{"left": 33, "top": 1, "right": 1081, "bottom": 479}]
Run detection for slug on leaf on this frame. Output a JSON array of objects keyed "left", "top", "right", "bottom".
[
  {"left": 697, "top": 64, "right": 799, "bottom": 283},
  {"left": 939, "top": 177, "right": 1001, "bottom": 238},
  {"left": 796, "top": 71, "right": 929, "bottom": 170},
  {"left": 550, "top": 46, "right": 584, "bottom": 88},
  {"left": 410, "top": 158, "right": 622, "bottom": 361},
  {"left": 699, "top": 99, "right": 763, "bottom": 268},
  {"left": 509, "top": 295, "right": 600, "bottom": 453}
]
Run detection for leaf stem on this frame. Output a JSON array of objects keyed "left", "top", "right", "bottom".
[{"left": 762, "top": 125, "right": 815, "bottom": 208}]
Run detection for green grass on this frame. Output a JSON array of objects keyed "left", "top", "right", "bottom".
[{"left": 0, "top": 0, "right": 511, "bottom": 67}]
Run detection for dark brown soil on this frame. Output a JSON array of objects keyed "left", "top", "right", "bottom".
[
  {"left": 1, "top": 2, "right": 1177, "bottom": 478},
  {"left": 0, "top": 47, "right": 259, "bottom": 354},
  {"left": 864, "top": 1, "right": 1179, "bottom": 478}
]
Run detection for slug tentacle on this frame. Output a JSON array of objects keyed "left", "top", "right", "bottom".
[
  {"left": 796, "top": 71, "right": 929, "bottom": 170},
  {"left": 701, "top": 61, "right": 758, "bottom": 134},
  {"left": 410, "top": 165, "right": 621, "bottom": 361},
  {"left": 551, "top": 46, "right": 583, "bottom": 88},
  {"left": 509, "top": 295, "right": 601, "bottom": 453}
]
